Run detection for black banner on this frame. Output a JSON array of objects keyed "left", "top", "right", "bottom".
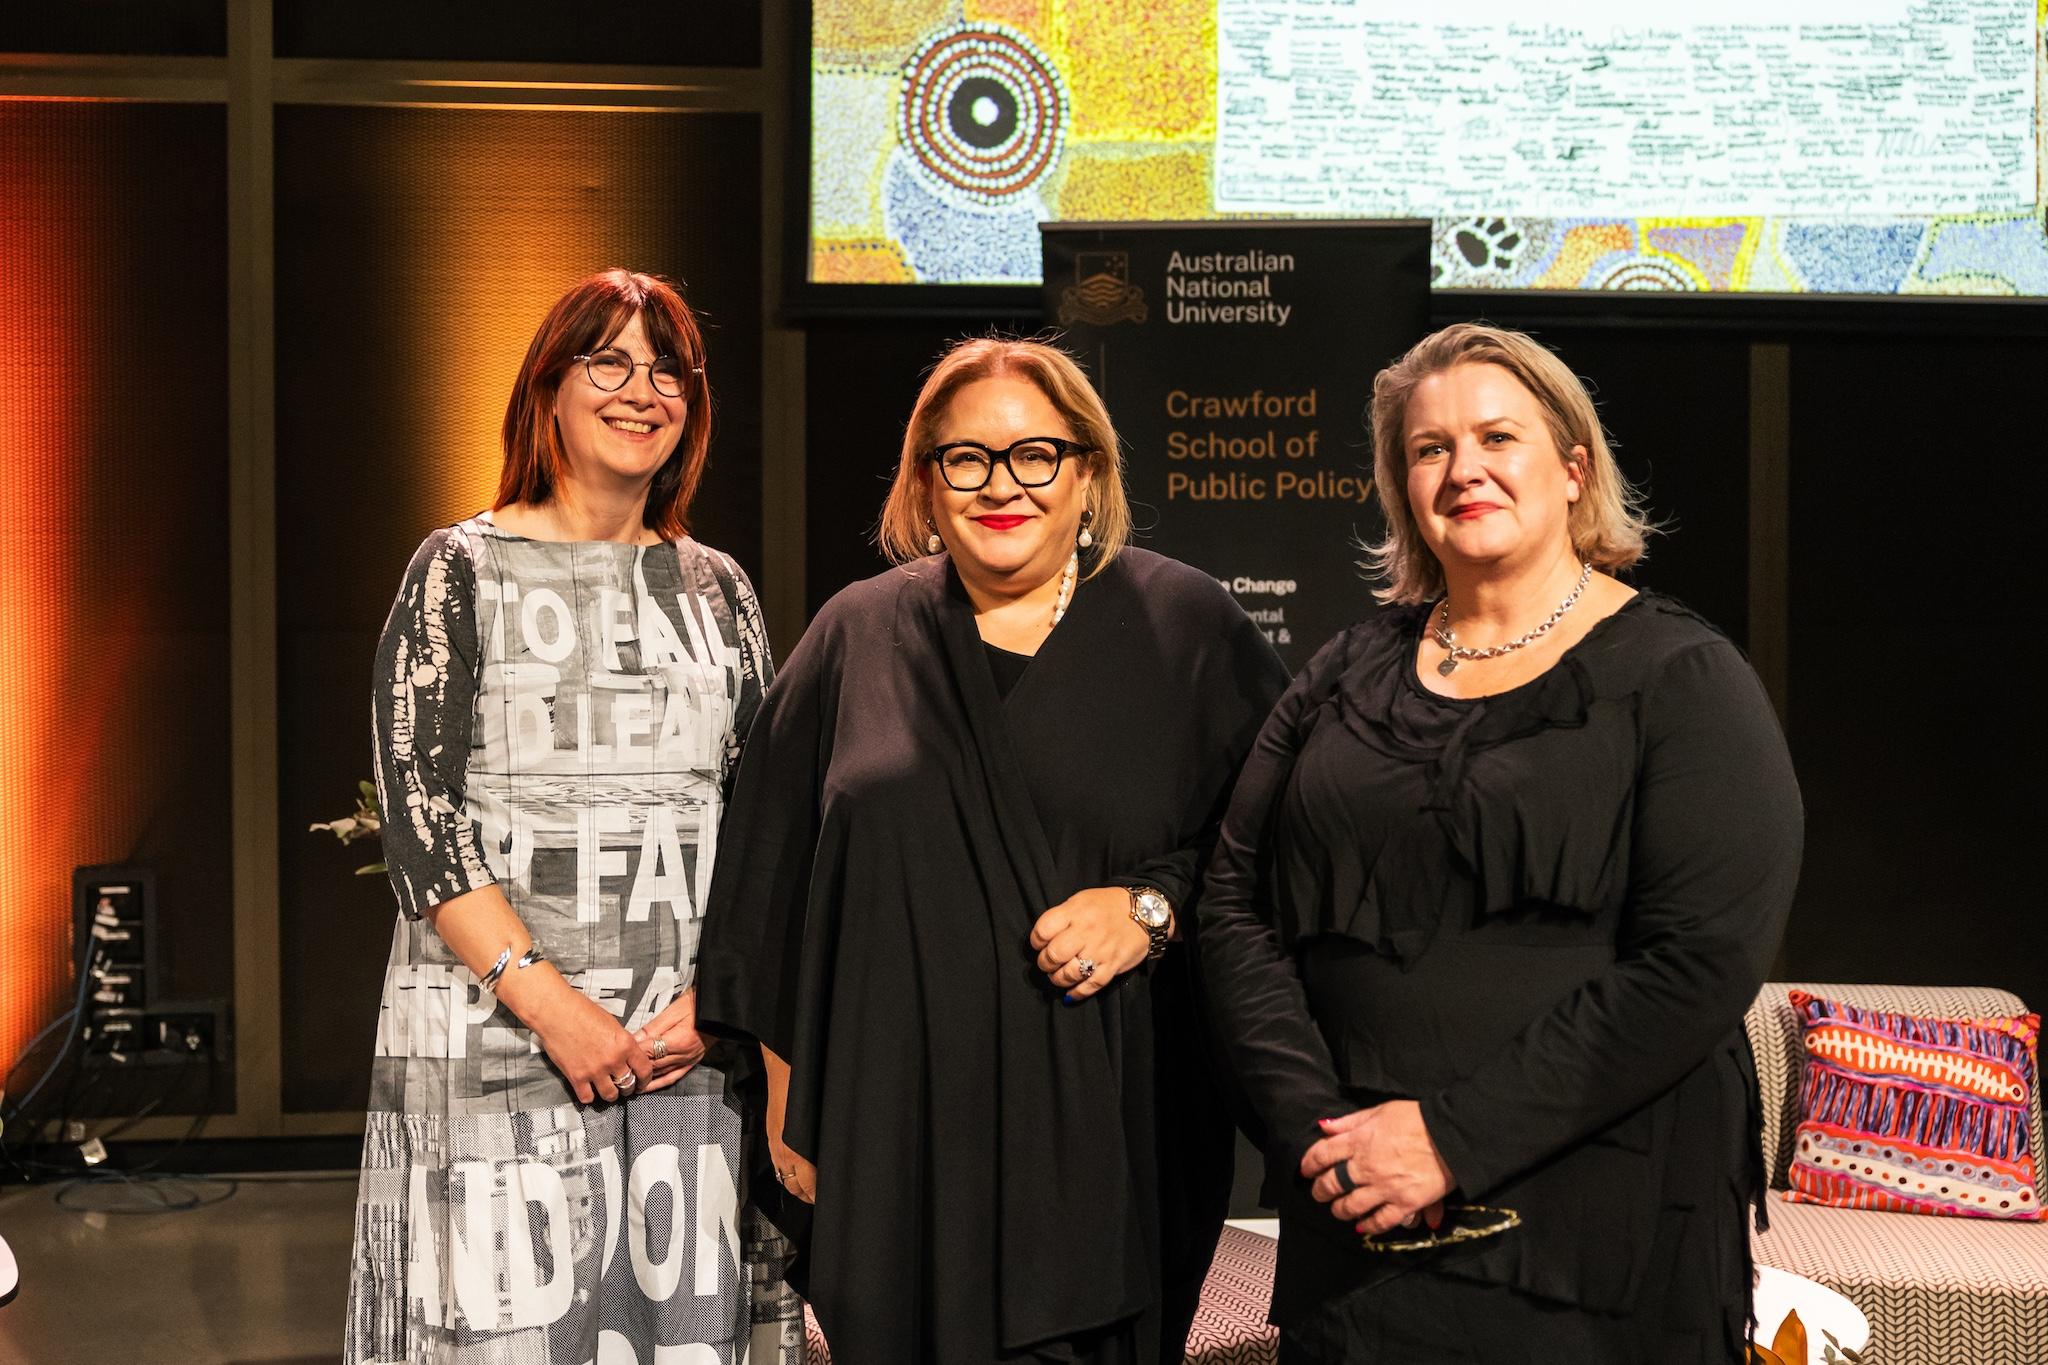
[{"left": 1043, "top": 221, "right": 1431, "bottom": 669}]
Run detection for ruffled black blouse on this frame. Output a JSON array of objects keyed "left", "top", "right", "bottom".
[{"left": 1198, "top": 593, "right": 1802, "bottom": 1359}]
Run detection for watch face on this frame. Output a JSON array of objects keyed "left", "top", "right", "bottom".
[{"left": 1132, "top": 889, "right": 1171, "bottom": 928}]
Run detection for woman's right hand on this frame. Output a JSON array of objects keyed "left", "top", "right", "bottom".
[
  {"left": 760, "top": 1042, "right": 815, "bottom": 1202},
  {"left": 769, "top": 1136, "right": 817, "bottom": 1204},
  {"left": 421, "top": 889, "right": 652, "bottom": 1105},
  {"left": 520, "top": 982, "right": 652, "bottom": 1105}
]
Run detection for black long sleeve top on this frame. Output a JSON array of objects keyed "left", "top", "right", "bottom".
[
  {"left": 698, "top": 548, "right": 1288, "bottom": 1362},
  {"left": 1197, "top": 592, "right": 1801, "bottom": 1350}
]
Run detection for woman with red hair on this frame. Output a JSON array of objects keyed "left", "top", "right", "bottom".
[{"left": 346, "top": 270, "right": 799, "bottom": 1364}]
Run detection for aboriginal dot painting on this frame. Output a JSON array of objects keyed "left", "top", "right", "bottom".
[{"left": 810, "top": 0, "right": 2048, "bottom": 294}]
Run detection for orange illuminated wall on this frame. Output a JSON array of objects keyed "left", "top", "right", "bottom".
[
  {"left": 273, "top": 105, "right": 763, "bottom": 1110},
  {"left": 0, "top": 100, "right": 234, "bottom": 1083}
]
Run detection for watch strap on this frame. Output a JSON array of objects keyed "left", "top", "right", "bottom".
[{"left": 1127, "top": 886, "right": 1172, "bottom": 961}]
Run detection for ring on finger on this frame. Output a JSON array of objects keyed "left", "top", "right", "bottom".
[
  {"left": 650, "top": 1037, "right": 669, "bottom": 1060},
  {"left": 1333, "top": 1161, "right": 1358, "bottom": 1195},
  {"left": 614, "top": 1071, "right": 637, "bottom": 1091},
  {"left": 1075, "top": 957, "right": 1097, "bottom": 980}
]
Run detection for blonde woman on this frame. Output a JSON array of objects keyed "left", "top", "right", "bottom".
[
  {"left": 1199, "top": 323, "right": 1801, "bottom": 1362},
  {"left": 697, "top": 338, "right": 1288, "bottom": 1363}
]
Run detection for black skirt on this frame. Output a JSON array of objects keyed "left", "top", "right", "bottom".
[{"left": 1278, "top": 1263, "right": 1638, "bottom": 1365}]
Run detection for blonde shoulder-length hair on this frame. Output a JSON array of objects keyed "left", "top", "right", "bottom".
[
  {"left": 1363, "top": 322, "right": 1653, "bottom": 605},
  {"left": 875, "top": 336, "right": 1132, "bottom": 577}
]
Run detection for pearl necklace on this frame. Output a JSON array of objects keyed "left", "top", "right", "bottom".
[
  {"left": 1051, "top": 551, "right": 1078, "bottom": 626},
  {"left": 1432, "top": 562, "right": 1592, "bottom": 676}
]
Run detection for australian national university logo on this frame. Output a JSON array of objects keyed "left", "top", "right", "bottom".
[{"left": 1058, "top": 250, "right": 1147, "bottom": 326}]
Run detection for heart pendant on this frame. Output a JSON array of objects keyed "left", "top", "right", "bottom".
[{"left": 1437, "top": 656, "right": 1459, "bottom": 677}]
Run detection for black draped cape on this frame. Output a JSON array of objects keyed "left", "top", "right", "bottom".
[
  {"left": 697, "top": 548, "right": 1287, "bottom": 1363},
  {"left": 1197, "top": 594, "right": 1802, "bottom": 1362}
]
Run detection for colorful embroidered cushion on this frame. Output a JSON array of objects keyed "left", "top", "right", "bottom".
[{"left": 1784, "top": 989, "right": 2041, "bottom": 1220}]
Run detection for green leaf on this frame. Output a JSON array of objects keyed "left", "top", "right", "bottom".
[
  {"left": 358, "top": 780, "right": 377, "bottom": 799},
  {"left": 355, "top": 862, "right": 388, "bottom": 876}
]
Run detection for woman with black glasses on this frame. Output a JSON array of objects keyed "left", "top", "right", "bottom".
[{"left": 696, "top": 337, "right": 1289, "bottom": 1364}]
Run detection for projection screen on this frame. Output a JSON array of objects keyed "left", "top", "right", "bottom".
[{"left": 807, "top": 0, "right": 2048, "bottom": 296}]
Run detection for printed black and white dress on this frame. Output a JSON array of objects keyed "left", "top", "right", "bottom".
[{"left": 345, "top": 514, "right": 801, "bottom": 1365}]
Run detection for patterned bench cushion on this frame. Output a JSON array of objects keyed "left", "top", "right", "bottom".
[
  {"left": 1752, "top": 1197, "right": 2048, "bottom": 1365},
  {"left": 1184, "top": 1225, "right": 1281, "bottom": 1362},
  {"left": 802, "top": 1225, "right": 1280, "bottom": 1363}
]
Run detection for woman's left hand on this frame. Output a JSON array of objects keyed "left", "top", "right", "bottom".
[
  {"left": 632, "top": 988, "right": 709, "bottom": 1094},
  {"left": 1030, "top": 888, "right": 1150, "bottom": 1001},
  {"left": 1300, "top": 1100, "right": 1456, "bottom": 1236}
]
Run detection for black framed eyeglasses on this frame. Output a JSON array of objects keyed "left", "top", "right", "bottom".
[
  {"left": 926, "top": 437, "right": 1092, "bottom": 491},
  {"left": 573, "top": 349, "right": 700, "bottom": 399}
]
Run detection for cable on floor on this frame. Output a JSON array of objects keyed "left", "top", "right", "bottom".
[{"left": 53, "top": 1170, "right": 240, "bottom": 1214}]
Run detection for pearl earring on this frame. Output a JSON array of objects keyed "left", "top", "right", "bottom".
[
  {"left": 927, "top": 527, "right": 943, "bottom": 554},
  {"left": 1077, "top": 508, "right": 1094, "bottom": 550}
]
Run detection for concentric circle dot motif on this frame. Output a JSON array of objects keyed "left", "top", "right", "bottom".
[
  {"left": 899, "top": 23, "right": 1069, "bottom": 205},
  {"left": 1595, "top": 256, "right": 1696, "bottom": 292}
]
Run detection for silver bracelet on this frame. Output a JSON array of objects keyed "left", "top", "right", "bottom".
[
  {"left": 478, "top": 947, "right": 513, "bottom": 991},
  {"left": 515, "top": 944, "right": 547, "bottom": 971}
]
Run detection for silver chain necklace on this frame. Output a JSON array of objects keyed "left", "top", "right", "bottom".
[{"left": 1432, "top": 561, "right": 1592, "bottom": 677}]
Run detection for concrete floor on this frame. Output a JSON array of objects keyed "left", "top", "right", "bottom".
[
  {"left": 0, "top": 1172, "right": 356, "bottom": 1365},
  {"left": 0, "top": 1176, "right": 1281, "bottom": 1365}
]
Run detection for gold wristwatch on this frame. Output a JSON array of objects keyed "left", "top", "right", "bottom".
[{"left": 1127, "top": 886, "right": 1173, "bottom": 961}]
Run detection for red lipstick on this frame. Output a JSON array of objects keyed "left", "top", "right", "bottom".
[
  {"left": 1449, "top": 502, "right": 1500, "bottom": 520},
  {"left": 973, "top": 515, "right": 1030, "bottom": 530}
]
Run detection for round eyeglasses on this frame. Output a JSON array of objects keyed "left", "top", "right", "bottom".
[
  {"left": 573, "top": 349, "right": 700, "bottom": 399},
  {"left": 927, "top": 437, "right": 1092, "bottom": 491}
]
